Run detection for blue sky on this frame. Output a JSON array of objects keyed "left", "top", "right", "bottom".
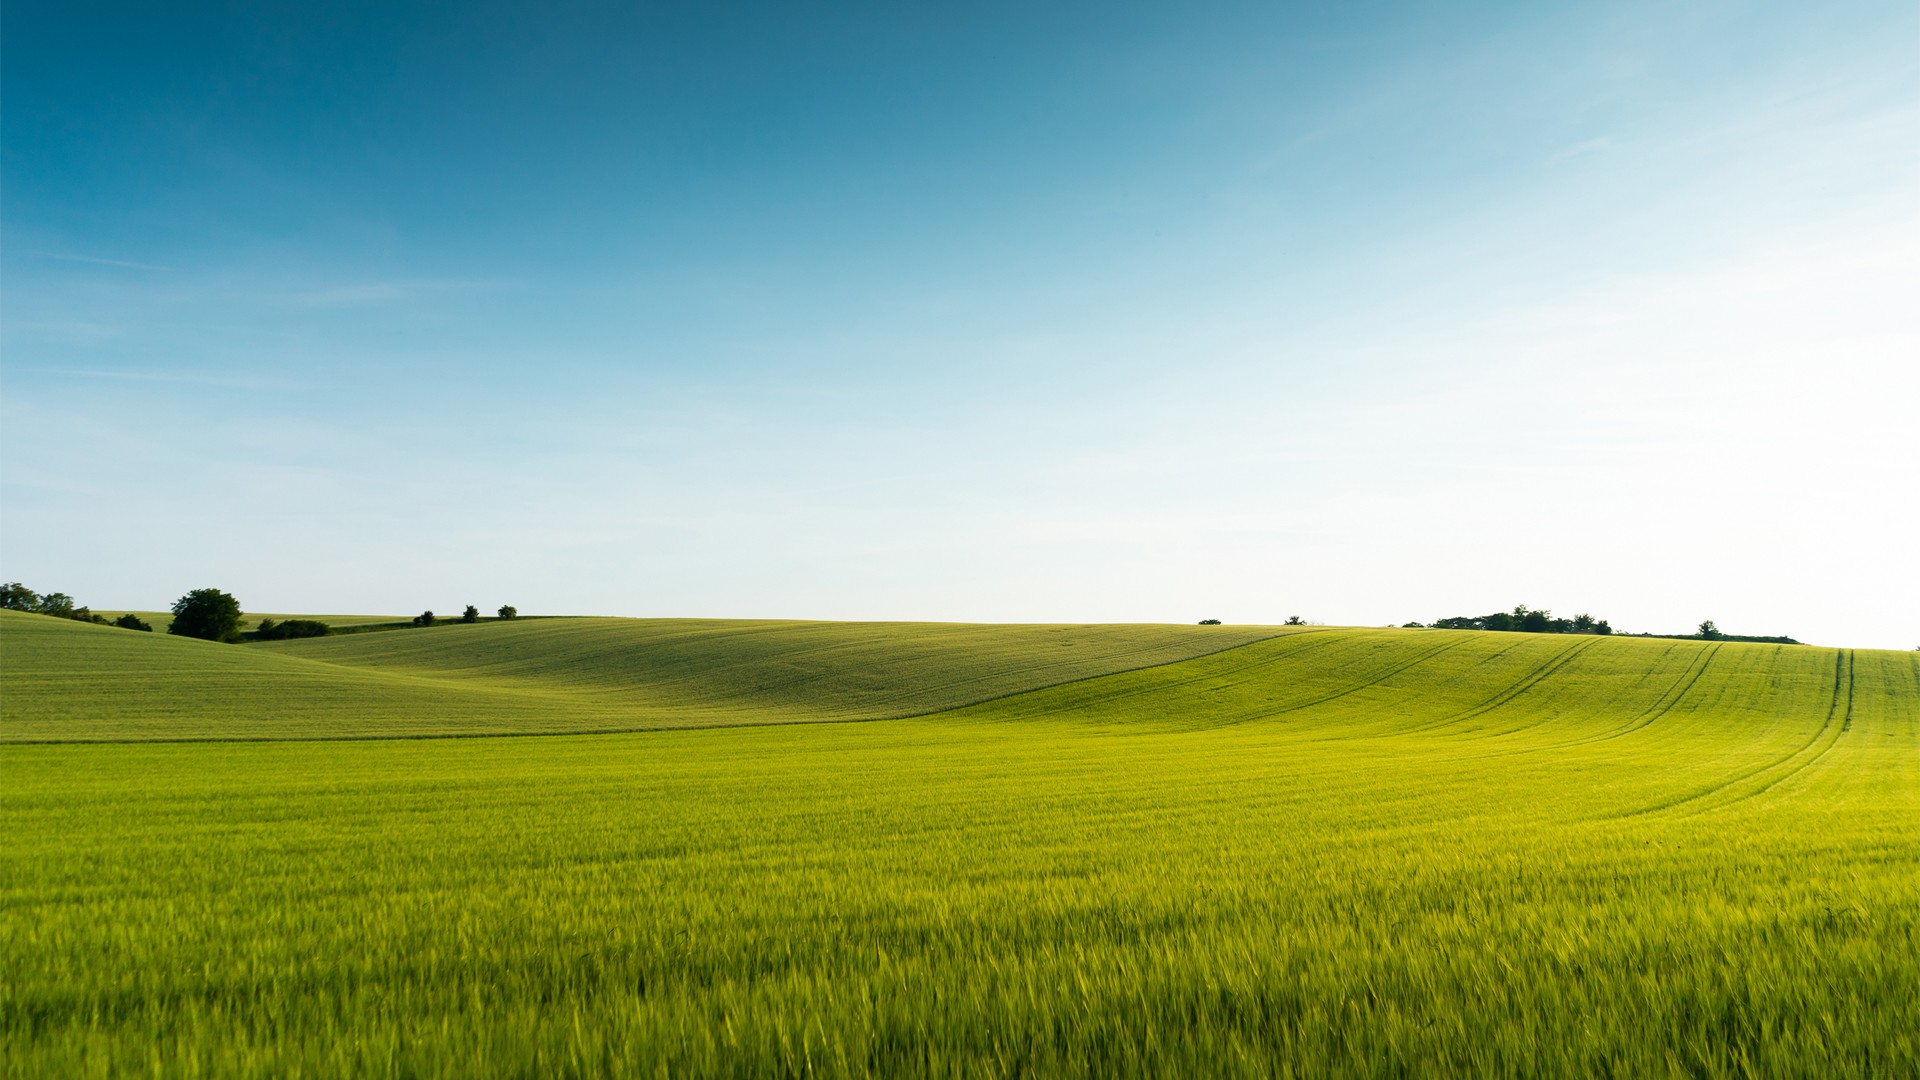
[{"left": 4, "top": 1, "right": 1916, "bottom": 647}]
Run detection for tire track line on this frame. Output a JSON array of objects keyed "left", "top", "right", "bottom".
[
  {"left": 1586, "top": 642, "right": 1723, "bottom": 744},
  {"left": 1612, "top": 648, "right": 1849, "bottom": 819},
  {"left": 1700, "top": 649, "right": 1854, "bottom": 813},
  {"left": 1393, "top": 637, "right": 1604, "bottom": 736},
  {"left": 1214, "top": 635, "right": 1477, "bottom": 729}
]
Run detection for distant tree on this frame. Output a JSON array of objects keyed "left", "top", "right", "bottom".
[
  {"left": 1284, "top": 615, "right": 1305, "bottom": 626},
  {"left": 462, "top": 605, "right": 480, "bottom": 623},
  {"left": 169, "top": 589, "right": 245, "bottom": 643},
  {"left": 1, "top": 582, "right": 39, "bottom": 611},
  {"left": 413, "top": 610, "right": 436, "bottom": 627},
  {"left": 1594, "top": 620, "right": 1613, "bottom": 635},
  {"left": 1519, "top": 607, "right": 1552, "bottom": 634},
  {"left": 113, "top": 613, "right": 154, "bottom": 632},
  {"left": 1698, "top": 620, "right": 1722, "bottom": 640},
  {"left": 497, "top": 605, "right": 517, "bottom": 620},
  {"left": 36, "top": 592, "right": 77, "bottom": 619},
  {"left": 1571, "top": 613, "right": 1596, "bottom": 633},
  {"left": 255, "top": 618, "right": 331, "bottom": 641},
  {"left": 1401, "top": 621, "right": 1426, "bottom": 628}
]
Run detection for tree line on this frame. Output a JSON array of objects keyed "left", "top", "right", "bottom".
[
  {"left": 2, "top": 582, "right": 151, "bottom": 631},
  {"left": 3, "top": 582, "right": 520, "bottom": 643},
  {"left": 1401, "top": 605, "right": 1797, "bottom": 644},
  {"left": 1407, "top": 605, "right": 1613, "bottom": 636}
]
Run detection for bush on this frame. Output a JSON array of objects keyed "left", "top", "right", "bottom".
[
  {"left": 413, "top": 610, "right": 436, "bottom": 627},
  {"left": 113, "top": 614, "right": 154, "bottom": 632},
  {"left": 255, "top": 618, "right": 331, "bottom": 641},
  {"left": 168, "top": 589, "right": 245, "bottom": 643},
  {"left": 1198, "top": 618, "right": 1222, "bottom": 625}
]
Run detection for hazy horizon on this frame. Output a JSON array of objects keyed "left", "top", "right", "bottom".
[{"left": 4, "top": 1, "right": 1916, "bottom": 649}]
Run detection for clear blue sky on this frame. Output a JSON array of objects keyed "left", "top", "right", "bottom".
[{"left": 4, "top": 1, "right": 1915, "bottom": 647}]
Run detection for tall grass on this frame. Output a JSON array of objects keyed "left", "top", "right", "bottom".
[{"left": 2, "top": 615, "right": 1915, "bottom": 1076}]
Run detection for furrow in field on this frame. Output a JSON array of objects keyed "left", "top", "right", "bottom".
[
  {"left": 1699, "top": 649, "right": 1856, "bottom": 812},
  {"left": 952, "top": 630, "right": 1349, "bottom": 724},
  {"left": 1390, "top": 637, "right": 1603, "bottom": 736},
  {"left": 1615, "top": 648, "right": 1851, "bottom": 818},
  {"left": 1585, "top": 642, "right": 1722, "bottom": 744},
  {"left": 1213, "top": 635, "right": 1477, "bottom": 728}
]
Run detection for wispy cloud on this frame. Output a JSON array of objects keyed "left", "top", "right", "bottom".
[
  {"left": 6, "top": 365, "right": 312, "bottom": 389},
  {"left": 23, "top": 251, "right": 180, "bottom": 272},
  {"left": 1546, "top": 135, "right": 1616, "bottom": 164},
  {"left": 286, "top": 280, "right": 512, "bottom": 308}
]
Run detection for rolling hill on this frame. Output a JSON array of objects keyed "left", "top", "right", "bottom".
[{"left": 4, "top": 608, "right": 1916, "bottom": 1075}]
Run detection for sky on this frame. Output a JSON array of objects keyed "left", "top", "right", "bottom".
[{"left": 3, "top": 0, "right": 1916, "bottom": 648}]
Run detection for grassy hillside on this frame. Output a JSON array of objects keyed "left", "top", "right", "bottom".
[
  {"left": 4, "top": 610, "right": 1915, "bottom": 1075},
  {"left": 0, "top": 611, "right": 1284, "bottom": 741},
  {"left": 5, "top": 636, "right": 1915, "bottom": 1076}
]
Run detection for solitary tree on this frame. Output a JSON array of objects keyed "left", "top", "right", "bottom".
[
  {"left": 462, "top": 605, "right": 480, "bottom": 623},
  {"left": 1284, "top": 615, "right": 1305, "bottom": 626},
  {"left": 413, "top": 610, "right": 436, "bottom": 627},
  {"left": 169, "top": 589, "right": 244, "bottom": 642},
  {"left": 1698, "top": 620, "right": 1722, "bottom": 640},
  {"left": 497, "top": 605, "right": 518, "bottom": 620},
  {"left": 1198, "top": 618, "right": 1221, "bottom": 625}
]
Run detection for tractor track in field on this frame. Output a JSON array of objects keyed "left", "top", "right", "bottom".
[
  {"left": 1393, "top": 637, "right": 1604, "bottom": 737},
  {"left": 5, "top": 631, "right": 1329, "bottom": 745},
  {"left": 1216, "top": 635, "right": 1476, "bottom": 729},
  {"left": 895, "top": 629, "right": 1338, "bottom": 721},
  {"left": 1584, "top": 642, "right": 1723, "bottom": 744},
  {"left": 1613, "top": 649, "right": 1853, "bottom": 819},
  {"left": 1471, "top": 642, "right": 1718, "bottom": 760}
]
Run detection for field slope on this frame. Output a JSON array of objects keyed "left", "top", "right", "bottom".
[
  {"left": 3, "top": 611, "right": 1916, "bottom": 1076},
  {"left": 0, "top": 611, "right": 1283, "bottom": 740}
]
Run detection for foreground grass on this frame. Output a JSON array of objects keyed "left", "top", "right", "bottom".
[{"left": 3, "top": 627, "right": 1915, "bottom": 1076}]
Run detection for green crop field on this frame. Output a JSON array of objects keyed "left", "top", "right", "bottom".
[{"left": 2, "top": 610, "right": 1916, "bottom": 1077}]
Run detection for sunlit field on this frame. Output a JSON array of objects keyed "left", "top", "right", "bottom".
[{"left": 4, "top": 612, "right": 1915, "bottom": 1076}]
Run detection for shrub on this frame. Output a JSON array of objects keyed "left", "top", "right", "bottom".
[
  {"left": 1198, "top": 618, "right": 1222, "bottom": 625},
  {"left": 168, "top": 589, "right": 244, "bottom": 643},
  {"left": 256, "top": 619, "right": 331, "bottom": 641},
  {"left": 413, "top": 611, "right": 436, "bottom": 628},
  {"left": 113, "top": 614, "right": 154, "bottom": 632}
]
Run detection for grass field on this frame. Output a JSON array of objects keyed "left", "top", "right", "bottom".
[
  {"left": 0, "top": 612, "right": 1280, "bottom": 741},
  {"left": 3, "top": 611, "right": 1916, "bottom": 1076}
]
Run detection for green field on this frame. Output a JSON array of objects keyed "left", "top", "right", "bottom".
[{"left": 3, "top": 610, "right": 1916, "bottom": 1076}]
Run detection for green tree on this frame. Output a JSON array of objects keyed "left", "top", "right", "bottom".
[
  {"left": 1, "top": 582, "right": 39, "bottom": 611},
  {"left": 1698, "top": 620, "right": 1722, "bottom": 640},
  {"left": 462, "top": 605, "right": 480, "bottom": 623},
  {"left": 168, "top": 589, "right": 245, "bottom": 643},
  {"left": 497, "top": 605, "right": 518, "bottom": 620},
  {"left": 413, "top": 610, "right": 436, "bottom": 627},
  {"left": 36, "top": 592, "right": 78, "bottom": 619}
]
